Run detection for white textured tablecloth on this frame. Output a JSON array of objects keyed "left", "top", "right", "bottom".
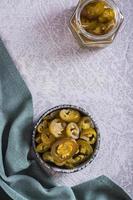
[{"left": 0, "top": 0, "right": 133, "bottom": 198}]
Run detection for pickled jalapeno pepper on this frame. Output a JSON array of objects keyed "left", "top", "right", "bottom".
[
  {"left": 80, "top": 128, "right": 97, "bottom": 144},
  {"left": 49, "top": 118, "right": 66, "bottom": 138},
  {"left": 51, "top": 138, "right": 78, "bottom": 162},
  {"left": 59, "top": 109, "right": 80, "bottom": 123},
  {"left": 66, "top": 122, "right": 80, "bottom": 139}
]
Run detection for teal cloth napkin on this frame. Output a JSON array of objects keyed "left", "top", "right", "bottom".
[{"left": 0, "top": 38, "right": 132, "bottom": 200}]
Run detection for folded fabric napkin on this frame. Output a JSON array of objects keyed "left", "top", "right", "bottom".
[{"left": 0, "top": 38, "right": 132, "bottom": 200}]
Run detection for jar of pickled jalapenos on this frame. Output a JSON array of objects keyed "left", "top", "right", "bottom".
[{"left": 69, "top": 0, "right": 124, "bottom": 47}]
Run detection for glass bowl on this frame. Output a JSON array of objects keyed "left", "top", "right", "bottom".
[{"left": 32, "top": 105, "right": 100, "bottom": 173}]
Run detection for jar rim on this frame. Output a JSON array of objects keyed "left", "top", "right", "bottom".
[{"left": 75, "top": 0, "right": 123, "bottom": 41}]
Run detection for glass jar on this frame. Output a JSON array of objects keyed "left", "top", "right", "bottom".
[{"left": 69, "top": 0, "right": 124, "bottom": 48}]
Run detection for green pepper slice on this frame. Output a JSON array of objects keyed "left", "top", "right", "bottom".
[
  {"left": 79, "top": 116, "right": 94, "bottom": 130},
  {"left": 42, "top": 151, "right": 66, "bottom": 166},
  {"left": 81, "top": 1, "right": 105, "bottom": 19},
  {"left": 51, "top": 138, "right": 79, "bottom": 163},
  {"left": 42, "top": 151, "right": 54, "bottom": 162},
  {"left": 77, "top": 139, "right": 93, "bottom": 155},
  {"left": 37, "top": 120, "right": 49, "bottom": 134},
  {"left": 98, "top": 8, "right": 115, "bottom": 22},
  {"left": 35, "top": 133, "right": 41, "bottom": 143},
  {"left": 49, "top": 118, "right": 66, "bottom": 138},
  {"left": 35, "top": 143, "right": 50, "bottom": 153},
  {"left": 66, "top": 122, "right": 80, "bottom": 139},
  {"left": 59, "top": 109, "right": 80, "bottom": 123},
  {"left": 65, "top": 154, "right": 86, "bottom": 168},
  {"left": 41, "top": 131, "right": 55, "bottom": 145},
  {"left": 80, "top": 128, "right": 97, "bottom": 144}
]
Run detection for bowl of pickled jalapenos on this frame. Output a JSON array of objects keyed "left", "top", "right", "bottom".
[{"left": 32, "top": 105, "right": 100, "bottom": 173}]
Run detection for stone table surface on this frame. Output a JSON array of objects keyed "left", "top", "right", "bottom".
[{"left": 0, "top": 0, "right": 133, "bottom": 198}]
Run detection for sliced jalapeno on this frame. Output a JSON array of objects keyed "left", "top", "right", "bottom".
[
  {"left": 80, "top": 128, "right": 97, "bottom": 144},
  {"left": 49, "top": 118, "right": 66, "bottom": 138},
  {"left": 53, "top": 159, "right": 66, "bottom": 166},
  {"left": 37, "top": 120, "right": 49, "bottom": 134},
  {"left": 59, "top": 109, "right": 80, "bottom": 123},
  {"left": 66, "top": 122, "right": 80, "bottom": 139},
  {"left": 45, "top": 110, "right": 60, "bottom": 121},
  {"left": 41, "top": 131, "right": 55, "bottom": 145},
  {"left": 35, "top": 133, "right": 41, "bottom": 143},
  {"left": 65, "top": 154, "right": 86, "bottom": 168},
  {"left": 98, "top": 8, "right": 115, "bottom": 23},
  {"left": 77, "top": 139, "right": 93, "bottom": 155},
  {"left": 93, "top": 23, "right": 107, "bottom": 35},
  {"left": 42, "top": 152, "right": 66, "bottom": 166},
  {"left": 35, "top": 143, "right": 50, "bottom": 153},
  {"left": 51, "top": 138, "right": 78, "bottom": 162},
  {"left": 79, "top": 116, "right": 94, "bottom": 130},
  {"left": 42, "top": 151, "right": 54, "bottom": 162},
  {"left": 80, "top": 17, "right": 97, "bottom": 31},
  {"left": 81, "top": 1, "right": 105, "bottom": 19}
]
